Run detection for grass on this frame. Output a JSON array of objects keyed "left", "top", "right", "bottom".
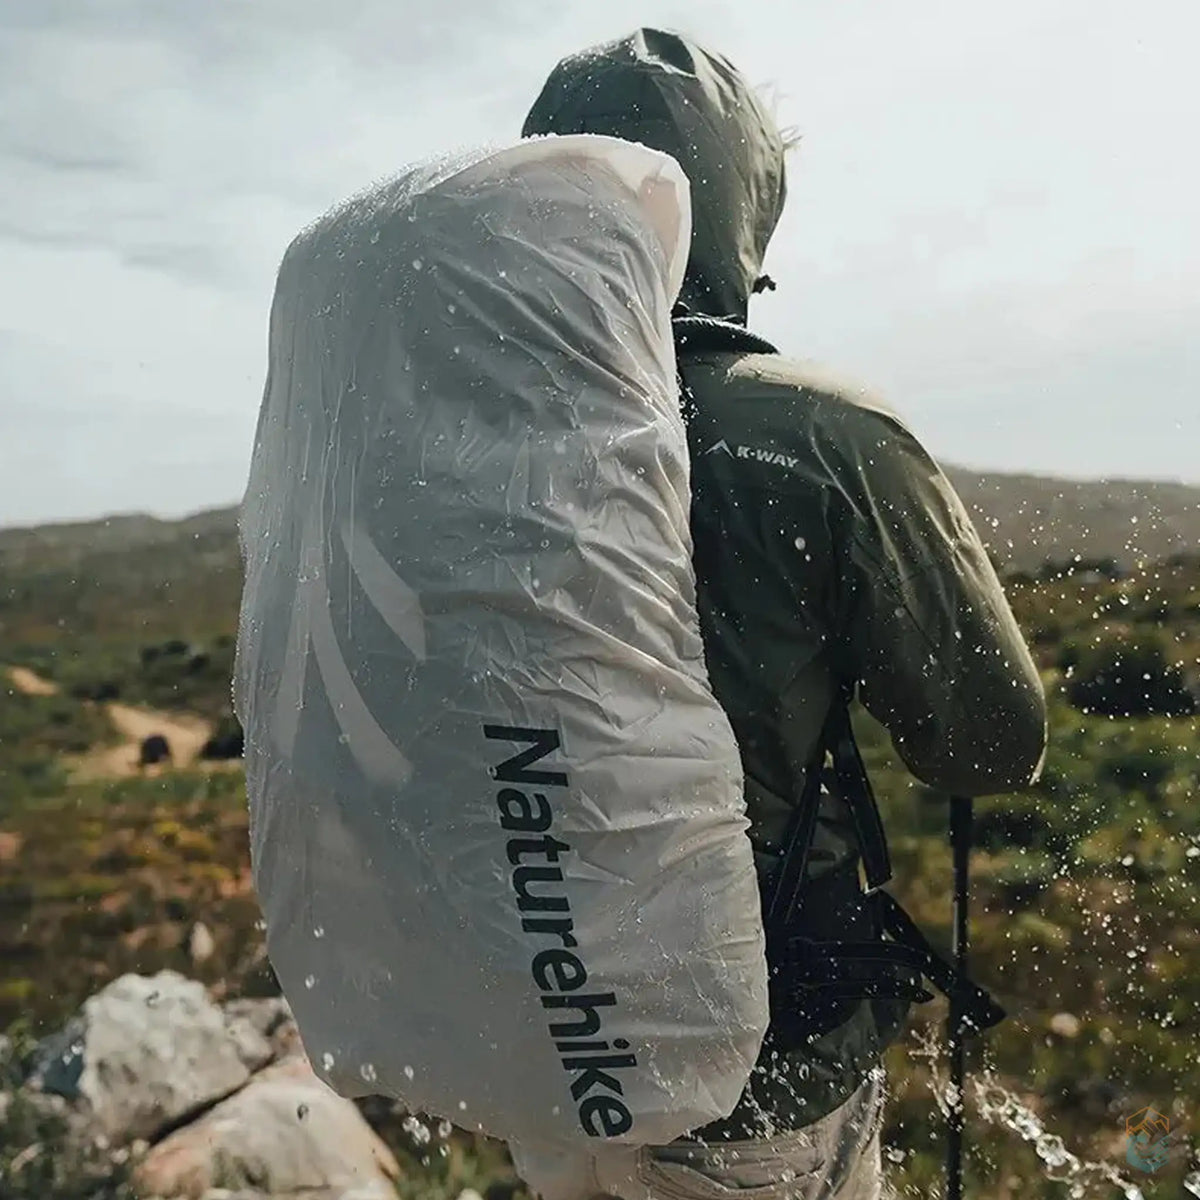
[{"left": 1, "top": 546, "right": 1198, "bottom": 1197}]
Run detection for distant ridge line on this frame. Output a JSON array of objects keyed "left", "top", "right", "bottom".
[{"left": 1, "top": 467, "right": 1197, "bottom": 572}]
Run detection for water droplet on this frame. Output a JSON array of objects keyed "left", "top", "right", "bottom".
[{"left": 402, "top": 1115, "right": 432, "bottom": 1145}]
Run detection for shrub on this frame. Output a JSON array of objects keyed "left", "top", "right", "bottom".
[
  {"left": 1065, "top": 632, "right": 1197, "bottom": 718},
  {"left": 0, "top": 1024, "right": 136, "bottom": 1200},
  {"left": 200, "top": 712, "right": 244, "bottom": 760}
]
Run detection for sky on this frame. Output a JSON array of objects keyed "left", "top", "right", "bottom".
[{"left": 1, "top": 0, "right": 1197, "bottom": 528}]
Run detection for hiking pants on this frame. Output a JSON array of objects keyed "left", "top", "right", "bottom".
[{"left": 510, "top": 1075, "right": 886, "bottom": 1200}]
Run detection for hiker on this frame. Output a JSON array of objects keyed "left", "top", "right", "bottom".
[{"left": 518, "top": 28, "right": 1049, "bottom": 1200}]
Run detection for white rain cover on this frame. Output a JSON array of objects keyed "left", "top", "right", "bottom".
[{"left": 234, "top": 134, "right": 768, "bottom": 1150}]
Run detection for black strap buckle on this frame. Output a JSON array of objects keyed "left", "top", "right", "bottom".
[{"left": 873, "top": 892, "right": 1006, "bottom": 1035}]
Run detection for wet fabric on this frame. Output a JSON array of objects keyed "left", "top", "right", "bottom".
[
  {"left": 523, "top": 28, "right": 786, "bottom": 326},
  {"left": 234, "top": 134, "right": 770, "bottom": 1151},
  {"left": 510, "top": 1073, "right": 886, "bottom": 1200},
  {"left": 523, "top": 29, "right": 1048, "bottom": 1139},
  {"left": 677, "top": 342, "right": 1046, "bottom": 1139}
]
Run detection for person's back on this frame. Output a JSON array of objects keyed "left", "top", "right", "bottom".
[{"left": 521, "top": 27, "right": 1047, "bottom": 1200}]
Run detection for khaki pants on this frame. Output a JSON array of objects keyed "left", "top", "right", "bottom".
[{"left": 510, "top": 1076, "right": 886, "bottom": 1200}]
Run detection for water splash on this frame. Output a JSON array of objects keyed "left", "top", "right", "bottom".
[
  {"left": 973, "top": 1078, "right": 1146, "bottom": 1200},
  {"left": 911, "top": 1029, "right": 1149, "bottom": 1199}
]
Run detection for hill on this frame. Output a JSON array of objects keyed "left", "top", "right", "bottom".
[
  {"left": 944, "top": 467, "right": 1200, "bottom": 571},
  {"left": 1, "top": 467, "right": 1197, "bottom": 598},
  {"left": 2, "top": 471, "right": 1199, "bottom": 1198}
]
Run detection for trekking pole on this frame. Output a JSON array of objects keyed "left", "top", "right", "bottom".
[{"left": 946, "top": 794, "right": 973, "bottom": 1200}]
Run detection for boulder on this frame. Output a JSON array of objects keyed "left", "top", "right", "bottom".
[
  {"left": 29, "top": 971, "right": 273, "bottom": 1144},
  {"left": 136, "top": 1056, "right": 400, "bottom": 1200},
  {"left": 221, "top": 996, "right": 302, "bottom": 1063}
]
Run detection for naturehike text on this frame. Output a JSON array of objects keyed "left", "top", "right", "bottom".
[{"left": 483, "top": 724, "right": 636, "bottom": 1138}]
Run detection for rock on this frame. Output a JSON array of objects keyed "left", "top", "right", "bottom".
[
  {"left": 29, "top": 971, "right": 274, "bottom": 1144},
  {"left": 189, "top": 922, "right": 217, "bottom": 966},
  {"left": 136, "top": 1056, "right": 400, "bottom": 1200},
  {"left": 222, "top": 997, "right": 301, "bottom": 1062},
  {"left": 1049, "top": 1012, "right": 1082, "bottom": 1039}
]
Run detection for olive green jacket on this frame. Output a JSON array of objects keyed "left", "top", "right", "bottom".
[{"left": 526, "top": 27, "right": 1047, "bottom": 1137}]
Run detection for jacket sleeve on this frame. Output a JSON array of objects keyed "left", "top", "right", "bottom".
[{"left": 827, "top": 404, "right": 1047, "bottom": 797}]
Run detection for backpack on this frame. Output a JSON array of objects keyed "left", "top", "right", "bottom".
[
  {"left": 671, "top": 315, "right": 1005, "bottom": 1048},
  {"left": 234, "top": 135, "right": 770, "bottom": 1152}
]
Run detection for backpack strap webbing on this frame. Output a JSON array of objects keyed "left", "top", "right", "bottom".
[{"left": 766, "top": 703, "right": 1006, "bottom": 1038}]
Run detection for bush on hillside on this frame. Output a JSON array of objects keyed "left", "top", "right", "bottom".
[
  {"left": 1065, "top": 631, "right": 1197, "bottom": 718},
  {"left": 200, "top": 712, "right": 244, "bottom": 760}
]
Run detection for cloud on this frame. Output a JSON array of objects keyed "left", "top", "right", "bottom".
[{"left": 0, "top": 0, "right": 1196, "bottom": 526}]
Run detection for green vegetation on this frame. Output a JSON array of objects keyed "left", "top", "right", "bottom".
[
  {"left": 1, "top": 510, "right": 1198, "bottom": 1198},
  {"left": 0, "top": 1024, "right": 137, "bottom": 1200}
]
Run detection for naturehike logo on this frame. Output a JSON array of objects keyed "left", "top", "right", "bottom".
[
  {"left": 1125, "top": 1106, "right": 1172, "bottom": 1173},
  {"left": 704, "top": 439, "right": 799, "bottom": 470},
  {"left": 484, "top": 724, "right": 636, "bottom": 1139}
]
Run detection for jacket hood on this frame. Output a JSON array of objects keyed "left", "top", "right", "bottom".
[{"left": 522, "top": 28, "right": 787, "bottom": 325}]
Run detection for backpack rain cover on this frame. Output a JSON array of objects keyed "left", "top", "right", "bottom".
[{"left": 234, "top": 134, "right": 769, "bottom": 1150}]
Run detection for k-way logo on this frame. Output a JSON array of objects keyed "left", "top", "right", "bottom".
[{"left": 705, "top": 439, "right": 800, "bottom": 471}]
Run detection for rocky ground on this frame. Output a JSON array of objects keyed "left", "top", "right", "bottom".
[{"left": 1, "top": 971, "right": 509, "bottom": 1200}]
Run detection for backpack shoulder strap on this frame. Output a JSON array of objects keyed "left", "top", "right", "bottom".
[{"left": 766, "top": 696, "right": 1006, "bottom": 1041}]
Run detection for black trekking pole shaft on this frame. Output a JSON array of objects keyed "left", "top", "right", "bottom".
[{"left": 946, "top": 794, "right": 973, "bottom": 1200}]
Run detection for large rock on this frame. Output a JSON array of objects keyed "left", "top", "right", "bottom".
[
  {"left": 30, "top": 971, "right": 274, "bottom": 1144},
  {"left": 221, "top": 996, "right": 301, "bottom": 1063},
  {"left": 136, "top": 1056, "right": 400, "bottom": 1200}
]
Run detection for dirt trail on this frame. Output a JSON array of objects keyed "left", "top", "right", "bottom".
[
  {"left": 7, "top": 665, "right": 59, "bottom": 697},
  {"left": 7, "top": 664, "right": 222, "bottom": 778},
  {"left": 80, "top": 703, "right": 216, "bottom": 778}
]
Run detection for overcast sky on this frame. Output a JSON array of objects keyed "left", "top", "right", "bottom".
[{"left": 1, "top": 0, "right": 1196, "bottom": 528}]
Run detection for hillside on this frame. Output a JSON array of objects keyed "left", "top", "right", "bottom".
[
  {"left": 944, "top": 468, "right": 1200, "bottom": 570},
  {"left": 1, "top": 474, "right": 1199, "bottom": 1198},
  {"left": 1, "top": 467, "right": 1199, "bottom": 587},
  {"left": 0, "top": 467, "right": 1196, "bottom": 665}
]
